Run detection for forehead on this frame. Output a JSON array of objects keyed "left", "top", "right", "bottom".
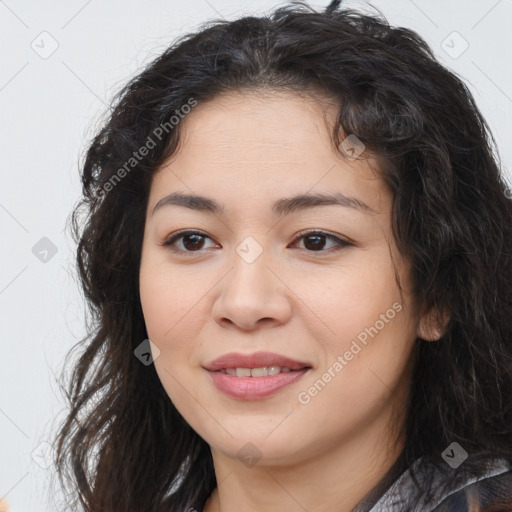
[
  {"left": 149, "top": 90, "right": 389, "bottom": 214},
  {"left": 174, "top": 89, "right": 339, "bottom": 159}
]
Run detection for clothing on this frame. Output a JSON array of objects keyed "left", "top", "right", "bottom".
[
  {"left": 366, "top": 457, "right": 512, "bottom": 511},
  {"left": 199, "top": 456, "right": 512, "bottom": 511}
]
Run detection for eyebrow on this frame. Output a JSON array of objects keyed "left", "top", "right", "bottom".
[{"left": 151, "top": 191, "right": 376, "bottom": 217}]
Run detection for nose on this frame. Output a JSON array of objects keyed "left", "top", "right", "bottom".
[{"left": 211, "top": 241, "right": 293, "bottom": 332}]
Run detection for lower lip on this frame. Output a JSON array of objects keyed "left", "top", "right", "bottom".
[{"left": 207, "top": 369, "right": 309, "bottom": 400}]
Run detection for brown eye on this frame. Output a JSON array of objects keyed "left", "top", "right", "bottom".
[
  {"left": 162, "top": 230, "right": 217, "bottom": 253},
  {"left": 179, "top": 233, "right": 206, "bottom": 251},
  {"left": 292, "top": 230, "right": 352, "bottom": 253}
]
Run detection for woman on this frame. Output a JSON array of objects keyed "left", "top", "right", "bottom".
[{"left": 53, "top": 0, "right": 512, "bottom": 510}]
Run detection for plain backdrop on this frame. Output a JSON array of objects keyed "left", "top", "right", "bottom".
[{"left": 1, "top": 0, "right": 511, "bottom": 510}]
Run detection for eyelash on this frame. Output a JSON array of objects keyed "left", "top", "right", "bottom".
[{"left": 160, "top": 229, "right": 352, "bottom": 256}]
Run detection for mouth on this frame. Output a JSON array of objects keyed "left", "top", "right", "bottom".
[
  {"left": 203, "top": 352, "right": 313, "bottom": 399},
  {"left": 206, "top": 366, "right": 311, "bottom": 399},
  {"left": 214, "top": 365, "right": 311, "bottom": 377},
  {"left": 204, "top": 351, "right": 313, "bottom": 373}
]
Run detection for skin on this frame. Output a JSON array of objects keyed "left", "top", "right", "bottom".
[{"left": 139, "top": 89, "right": 442, "bottom": 512}]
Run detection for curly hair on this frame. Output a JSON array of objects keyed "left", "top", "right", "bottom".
[{"left": 52, "top": 0, "right": 512, "bottom": 510}]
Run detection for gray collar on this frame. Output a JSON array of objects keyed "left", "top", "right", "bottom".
[{"left": 368, "top": 457, "right": 511, "bottom": 511}]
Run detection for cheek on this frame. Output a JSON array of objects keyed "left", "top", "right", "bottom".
[
  {"left": 139, "top": 255, "right": 215, "bottom": 409},
  {"left": 294, "top": 257, "right": 416, "bottom": 406},
  {"left": 139, "top": 265, "right": 204, "bottom": 412},
  {"left": 139, "top": 270, "right": 172, "bottom": 343},
  {"left": 293, "top": 255, "right": 406, "bottom": 345},
  {"left": 295, "top": 304, "right": 414, "bottom": 448},
  {"left": 139, "top": 254, "right": 206, "bottom": 343}
]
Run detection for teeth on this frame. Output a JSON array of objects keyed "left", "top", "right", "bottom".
[
  {"left": 235, "top": 367, "right": 252, "bottom": 377},
  {"left": 220, "top": 366, "right": 299, "bottom": 377},
  {"left": 250, "top": 366, "right": 268, "bottom": 377}
]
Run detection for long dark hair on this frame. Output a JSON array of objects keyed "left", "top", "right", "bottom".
[{"left": 52, "top": 0, "right": 512, "bottom": 510}]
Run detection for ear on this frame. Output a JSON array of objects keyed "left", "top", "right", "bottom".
[{"left": 417, "top": 308, "right": 450, "bottom": 342}]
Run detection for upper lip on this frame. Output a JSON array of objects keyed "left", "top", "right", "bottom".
[{"left": 204, "top": 351, "right": 312, "bottom": 371}]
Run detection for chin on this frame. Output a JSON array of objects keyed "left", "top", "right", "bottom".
[{"left": 207, "top": 432, "right": 306, "bottom": 468}]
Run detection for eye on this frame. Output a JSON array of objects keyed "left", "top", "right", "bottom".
[
  {"left": 290, "top": 230, "right": 352, "bottom": 253},
  {"left": 161, "top": 230, "right": 217, "bottom": 253},
  {"left": 160, "top": 229, "right": 352, "bottom": 255}
]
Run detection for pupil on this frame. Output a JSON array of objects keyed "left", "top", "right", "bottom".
[
  {"left": 305, "top": 235, "right": 324, "bottom": 251},
  {"left": 184, "top": 234, "right": 204, "bottom": 250}
]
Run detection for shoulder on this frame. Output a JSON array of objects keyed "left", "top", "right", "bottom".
[
  {"left": 432, "top": 466, "right": 512, "bottom": 511},
  {"left": 369, "top": 457, "right": 512, "bottom": 512}
]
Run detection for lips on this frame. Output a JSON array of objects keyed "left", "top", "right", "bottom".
[
  {"left": 203, "top": 351, "right": 312, "bottom": 372},
  {"left": 204, "top": 351, "right": 313, "bottom": 399}
]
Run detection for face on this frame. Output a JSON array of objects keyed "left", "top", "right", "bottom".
[{"left": 139, "top": 90, "right": 428, "bottom": 469}]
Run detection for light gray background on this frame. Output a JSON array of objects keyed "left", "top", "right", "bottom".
[{"left": 1, "top": 1, "right": 511, "bottom": 510}]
